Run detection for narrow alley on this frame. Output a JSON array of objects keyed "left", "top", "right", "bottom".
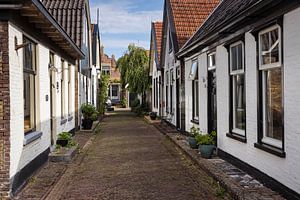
[{"left": 41, "top": 111, "right": 228, "bottom": 200}]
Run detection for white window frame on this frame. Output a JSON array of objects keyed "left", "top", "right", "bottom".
[
  {"left": 189, "top": 60, "right": 198, "bottom": 80},
  {"left": 193, "top": 80, "right": 199, "bottom": 121},
  {"left": 259, "top": 25, "right": 283, "bottom": 148},
  {"left": 230, "top": 41, "right": 245, "bottom": 136},
  {"left": 68, "top": 64, "right": 72, "bottom": 117},
  {"left": 230, "top": 41, "right": 244, "bottom": 75},
  {"left": 208, "top": 52, "right": 216, "bottom": 71},
  {"left": 258, "top": 25, "right": 282, "bottom": 70},
  {"left": 261, "top": 69, "right": 283, "bottom": 148}
]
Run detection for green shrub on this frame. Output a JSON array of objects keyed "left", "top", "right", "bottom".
[
  {"left": 190, "top": 126, "right": 200, "bottom": 136},
  {"left": 57, "top": 132, "right": 78, "bottom": 148},
  {"left": 131, "top": 98, "right": 140, "bottom": 108},
  {"left": 121, "top": 98, "right": 128, "bottom": 107},
  {"left": 81, "top": 103, "right": 96, "bottom": 119},
  {"left": 195, "top": 131, "right": 217, "bottom": 145}
]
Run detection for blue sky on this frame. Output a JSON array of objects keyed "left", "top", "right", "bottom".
[{"left": 90, "top": 0, "right": 164, "bottom": 60}]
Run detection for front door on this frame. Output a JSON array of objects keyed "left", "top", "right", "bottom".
[{"left": 208, "top": 69, "right": 217, "bottom": 134}]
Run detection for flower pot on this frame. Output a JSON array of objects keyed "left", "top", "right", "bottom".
[
  {"left": 82, "top": 118, "right": 93, "bottom": 130},
  {"left": 149, "top": 112, "right": 157, "bottom": 120},
  {"left": 187, "top": 137, "right": 198, "bottom": 149},
  {"left": 56, "top": 139, "right": 68, "bottom": 147},
  {"left": 199, "top": 145, "right": 215, "bottom": 159}
]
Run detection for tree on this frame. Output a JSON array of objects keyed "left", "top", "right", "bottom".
[
  {"left": 117, "top": 44, "right": 150, "bottom": 95},
  {"left": 117, "top": 44, "right": 150, "bottom": 108}
]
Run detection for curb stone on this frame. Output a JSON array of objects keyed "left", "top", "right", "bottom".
[{"left": 153, "top": 123, "right": 285, "bottom": 200}]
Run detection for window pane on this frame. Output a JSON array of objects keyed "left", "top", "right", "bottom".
[
  {"left": 24, "top": 39, "right": 35, "bottom": 71},
  {"left": 189, "top": 60, "right": 198, "bottom": 80},
  {"left": 24, "top": 73, "right": 35, "bottom": 132},
  {"left": 195, "top": 80, "right": 199, "bottom": 118},
  {"left": 264, "top": 68, "right": 283, "bottom": 141},
  {"left": 209, "top": 54, "right": 216, "bottom": 68},
  {"left": 112, "top": 85, "right": 118, "bottom": 96},
  {"left": 231, "top": 47, "right": 237, "bottom": 71},
  {"left": 260, "top": 27, "right": 280, "bottom": 65},
  {"left": 233, "top": 74, "right": 245, "bottom": 130},
  {"left": 237, "top": 44, "right": 243, "bottom": 70}
]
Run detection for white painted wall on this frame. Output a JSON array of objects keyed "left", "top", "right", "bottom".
[
  {"left": 162, "top": 24, "right": 178, "bottom": 125},
  {"left": 9, "top": 23, "right": 76, "bottom": 178},
  {"left": 151, "top": 58, "right": 161, "bottom": 115},
  {"left": 183, "top": 8, "right": 300, "bottom": 193},
  {"left": 9, "top": 24, "right": 51, "bottom": 178}
]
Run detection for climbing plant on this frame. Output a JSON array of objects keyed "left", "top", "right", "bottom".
[{"left": 98, "top": 74, "right": 110, "bottom": 115}]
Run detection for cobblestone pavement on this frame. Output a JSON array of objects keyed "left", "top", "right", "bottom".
[{"left": 44, "top": 111, "right": 230, "bottom": 200}]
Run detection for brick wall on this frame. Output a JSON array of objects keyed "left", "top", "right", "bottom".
[{"left": 0, "top": 21, "right": 10, "bottom": 199}]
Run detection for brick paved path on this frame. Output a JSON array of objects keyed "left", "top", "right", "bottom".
[{"left": 46, "top": 111, "right": 230, "bottom": 200}]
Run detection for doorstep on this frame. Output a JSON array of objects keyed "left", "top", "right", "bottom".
[
  {"left": 144, "top": 115, "right": 161, "bottom": 124},
  {"left": 153, "top": 123, "right": 285, "bottom": 200},
  {"left": 49, "top": 146, "right": 78, "bottom": 162}
]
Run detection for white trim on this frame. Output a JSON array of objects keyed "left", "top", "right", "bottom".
[
  {"left": 258, "top": 25, "right": 282, "bottom": 70},
  {"left": 230, "top": 41, "right": 244, "bottom": 75},
  {"left": 208, "top": 52, "right": 216, "bottom": 71},
  {"left": 189, "top": 59, "right": 198, "bottom": 80}
]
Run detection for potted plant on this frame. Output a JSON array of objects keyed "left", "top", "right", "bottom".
[
  {"left": 81, "top": 103, "right": 96, "bottom": 130},
  {"left": 195, "top": 131, "right": 216, "bottom": 158},
  {"left": 149, "top": 112, "right": 157, "bottom": 120},
  {"left": 56, "top": 132, "right": 72, "bottom": 147},
  {"left": 187, "top": 126, "right": 200, "bottom": 149}
]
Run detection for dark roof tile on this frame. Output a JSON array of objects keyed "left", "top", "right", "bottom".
[{"left": 41, "top": 0, "right": 86, "bottom": 48}]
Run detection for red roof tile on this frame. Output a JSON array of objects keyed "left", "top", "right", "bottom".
[
  {"left": 169, "top": 0, "right": 220, "bottom": 48},
  {"left": 153, "top": 22, "right": 163, "bottom": 63}
]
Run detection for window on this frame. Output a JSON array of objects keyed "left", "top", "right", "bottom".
[
  {"left": 259, "top": 25, "right": 281, "bottom": 69},
  {"left": 156, "top": 77, "right": 159, "bottom": 108},
  {"left": 170, "top": 69, "right": 174, "bottom": 114},
  {"left": 68, "top": 64, "right": 72, "bottom": 116},
  {"left": 258, "top": 25, "right": 283, "bottom": 150},
  {"left": 191, "top": 60, "right": 199, "bottom": 122},
  {"left": 230, "top": 42, "right": 246, "bottom": 137},
  {"left": 23, "top": 37, "right": 36, "bottom": 133},
  {"left": 102, "top": 66, "right": 110, "bottom": 76},
  {"left": 166, "top": 71, "right": 169, "bottom": 113},
  {"left": 208, "top": 52, "right": 216, "bottom": 70},
  {"left": 153, "top": 78, "right": 156, "bottom": 108},
  {"left": 112, "top": 85, "right": 119, "bottom": 97},
  {"left": 189, "top": 60, "right": 198, "bottom": 80},
  {"left": 61, "top": 60, "right": 65, "bottom": 119}
]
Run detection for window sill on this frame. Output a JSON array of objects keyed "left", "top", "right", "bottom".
[
  {"left": 23, "top": 131, "right": 43, "bottom": 146},
  {"left": 68, "top": 116, "right": 73, "bottom": 121},
  {"left": 60, "top": 118, "right": 67, "bottom": 125},
  {"left": 254, "top": 143, "right": 286, "bottom": 158},
  {"left": 191, "top": 119, "right": 199, "bottom": 125},
  {"left": 226, "top": 132, "right": 247, "bottom": 143}
]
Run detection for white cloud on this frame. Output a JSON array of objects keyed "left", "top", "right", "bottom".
[
  {"left": 101, "top": 38, "right": 149, "bottom": 49},
  {"left": 90, "top": 1, "right": 162, "bottom": 34}
]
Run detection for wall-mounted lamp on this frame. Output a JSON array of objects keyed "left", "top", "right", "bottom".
[{"left": 15, "top": 36, "right": 30, "bottom": 51}]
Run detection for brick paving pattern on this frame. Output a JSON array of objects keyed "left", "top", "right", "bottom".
[{"left": 45, "top": 111, "right": 230, "bottom": 200}]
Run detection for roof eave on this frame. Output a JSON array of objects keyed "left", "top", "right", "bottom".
[{"left": 31, "top": 0, "right": 85, "bottom": 59}]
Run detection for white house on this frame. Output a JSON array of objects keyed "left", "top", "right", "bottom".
[
  {"left": 149, "top": 22, "right": 163, "bottom": 116},
  {"left": 42, "top": 0, "right": 98, "bottom": 129},
  {"left": 178, "top": 0, "right": 300, "bottom": 198},
  {"left": 0, "top": 0, "right": 88, "bottom": 197},
  {"left": 160, "top": 0, "right": 219, "bottom": 131}
]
